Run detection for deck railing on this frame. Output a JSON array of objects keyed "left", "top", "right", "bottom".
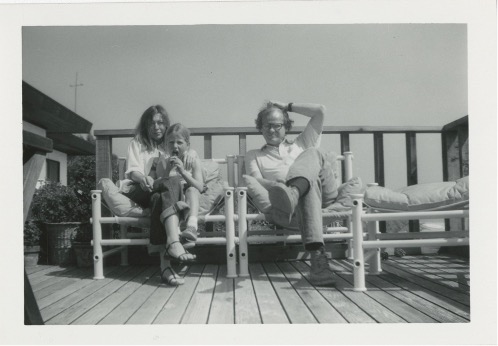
[
  {"left": 94, "top": 115, "right": 468, "bottom": 187},
  {"left": 94, "top": 116, "right": 468, "bottom": 240}
]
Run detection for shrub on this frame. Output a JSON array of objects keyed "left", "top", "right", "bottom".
[
  {"left": 30, "top": 182, "right": 91, "bottom": 223},
  {"left": 24, "top": 220, "right": 42, "bottom": 246}
]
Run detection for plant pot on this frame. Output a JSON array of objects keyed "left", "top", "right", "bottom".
[
  {"left": 73, "top": 242, "right": 93, "bottom": 268},
  {"left": 42, "top": 222, "right": 80, "bottom": 266},
  {"left": 24, "top": 245, "right": 40, "bottom": 267}
]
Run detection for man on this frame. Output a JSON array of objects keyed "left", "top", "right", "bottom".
[{"left": 245, "top": 101, "right": 339, "bottom": 286}]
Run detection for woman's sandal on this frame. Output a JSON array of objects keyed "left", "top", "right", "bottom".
[
  {"left": 180, "top": 226, "right": 198, "bottom": 242},
  {"left": 165, "top": 241, "right": 197, "bottom": 264},
  {"left": 160, "top": 266, "right": 185, "bottom": 286}
]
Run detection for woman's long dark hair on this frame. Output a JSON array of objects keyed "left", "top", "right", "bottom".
[{"left": 134, "top": 105, "right": 171, "bottom": 151}]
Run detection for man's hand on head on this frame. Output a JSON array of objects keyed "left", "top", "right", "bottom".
[{"left": 268, "top": 100, "right": 288, "bottom": 111}]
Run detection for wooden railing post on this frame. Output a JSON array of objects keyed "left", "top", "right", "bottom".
[
  {"left": 373, "top": 132, "right": 385, "bottom": 187},
  {"left": 405, "top": 132, "right": 420, "bottom": 254},
  {"left": 204, "top": 134, "right": 212, "bottom": 159},
  {"left": 96, "top": 135, "right": 113, "bottom": 185},
  {"left": 441, "top": 116, "right": 468, "bottom": 256},
  {"left": 373, "top": 132, "right": 386, "bottom": 233},
  {"left": 238, "top": 134, "right": 246, "bottom": 156},
  {"left": 458, "top": 126, "right": 469, "bottom": 177},
  {"left": 95, "top": 135, "right": 113, "bottom": 240},
  {"left": 118, "top": 157, "right": 126, "bottom": 180}
]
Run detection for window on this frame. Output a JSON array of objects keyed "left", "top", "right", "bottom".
[{"left": 46, "top": 159, "right": 60, "bottom": 183}]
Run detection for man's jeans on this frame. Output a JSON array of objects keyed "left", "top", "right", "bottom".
[{"left": 286, "top": 148, "right": 338, "bottom": 245}]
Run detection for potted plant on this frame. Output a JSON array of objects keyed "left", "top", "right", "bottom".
[
  {"left": 23, "top": 220, "right": 42, "bottom": 267},
  {"left": 30, "top": 182, "right": 92, "bottom": 266},
  {"left": 72, "top": 222, "right": 94, "bottom": 267}
]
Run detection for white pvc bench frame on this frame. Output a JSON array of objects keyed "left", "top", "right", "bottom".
[
  {"left": 350, "top": 193, "right": 469, "bottom": 291},
  {"left": 236, "top": 152, "right": 356, "bottom": 277},
  {"left": 90, "top": 156, "right": 239, "bottom": 279}
]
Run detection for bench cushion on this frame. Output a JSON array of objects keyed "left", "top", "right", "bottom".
[
  {"left": 324, "top": 176, "right": 364, "bottom": 212},
  {"left": 98, "top": 178, "right": 148, "bottom": 217},
  {"left": 364, "top": 176, "right": 469, "bottom": 211}
]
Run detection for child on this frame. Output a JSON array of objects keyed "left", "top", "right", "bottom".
[{"left": 155, "top": 123, "right": 204, "bottom": 242}]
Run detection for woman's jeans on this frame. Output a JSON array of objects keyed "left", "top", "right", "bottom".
[
  {"left": 122, "top": 176, "right": 189, "bottom": 246},
  {"left": 286, "top": 148, "right": 338, "bottom": 245}
]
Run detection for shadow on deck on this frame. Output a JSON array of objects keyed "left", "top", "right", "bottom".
[{"left": 26, "top": 254, "right": 470, "bottom": 325}]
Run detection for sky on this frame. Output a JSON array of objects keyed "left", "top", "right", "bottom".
[{"left": 22, "top": 24, "right": 468, "bottom": 188}]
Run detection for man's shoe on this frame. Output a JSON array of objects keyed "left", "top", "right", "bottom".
[
  {"left": 268, "top": 183, "right": 300, "bottom": 224},
  {"left": 309, "top": 247, "right": 336, "bottom": 286}
]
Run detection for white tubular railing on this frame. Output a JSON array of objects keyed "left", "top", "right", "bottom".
[
  {"left": 224, "top": 187, "right": 237, "bottom": 278},
  {"left": 90, "top": 155, "right": 240, "bottom": 280},
  {"left": 351, "top": 193, "right": 469, "bottom": 292},
  {"left": 226, "top": 155, "right": 236, "bottom": 187},
  {"left": 237, "top": 187, "right": 249, "bottom": 277},
  {"left": 351, "top": 194, "right": 367, "bottom": 291},
  {"left": 91, "top": 190, "right": 105, "bottom": 280}
]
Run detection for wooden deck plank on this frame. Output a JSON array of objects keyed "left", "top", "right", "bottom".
[
  {"left": 29, "top": 266, "right": 80, "bottom": 286},
  {"left": 365, "top": 274, "right": 469, "bottom": 323},
  {"left": 333, "top": 262, "right": 437, "bottom": 323},
  {"left": 234, "top": 272, "right": 262, "bottom": 324},
  {"left": 249, "top": 263, "right": 289, "bottom": 324},
  {"left": 47, "top": 267, "right": 142, "bottom": 324},
  {"left": 154, "top": 264, "right": 204, "bottom": 324},
  {"left": 31, "top": 254, "right": 471, "bottom": 325},
  {"left": 263, "top": 262, "right": 316, "bottom": 324},
  {"left": 369, "top": 266, "right": 471, "bottom": 320},
  {"left": 73, "top": 266, "right": 158, "bottom": 325},
  {"left": 411, "top": 255, "right": 469, "bottom": 268},
  {"left": 98, "top": 267, "right": 165, "bottom": 325},
  {"left": 277, "top": 262, "right": 347, "bottom": 323},
  {"left": 27, "top": 265, "right": 72, "bottom": 279},
  {"left": 381, "top": 261, "right": 470, "bottom": 306},
  {"left": 182, "top": 265, "right": 219, "bottom": 324},
  {"left": 37, "top": 266, "right": 118, "bottom": 310},
  {"left": 302, "top": 261, "right": 406, "bottom": 323},
  {"left": 385, "top": 257, "right": 471, "bottom": 293},
  {"left": 207, "top": 265, "right": 235, "bottom": 324},
  {"left": 46, "top": 266, "right": 146, "bottom": 325},
  {"left": 394, "top": 257, "right": 470, "bottom": 286},
  {"left": 292, "top": 261, "right": 376, "bottom": 323},
  {"left": 126, "top": 266, "right": 188, "bottom": 325},
  {"left": 393, "top": 259, "right": 469, "bottom": 291},
  {"left": 41, "top": 266, "right": 128, "bottom": 322},
  {"left": 25, "top": 265, "right": 52, "bottom": 275},
  {"left": 435, "top": 255, "right": 469, "bottom": 265},
  {"left": 34, "top": 268, "right": 93, "bottom": 300}
]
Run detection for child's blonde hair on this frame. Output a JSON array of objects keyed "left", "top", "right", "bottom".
[{"left": 166, "top": 123, "right": 190, "bottom": 144}]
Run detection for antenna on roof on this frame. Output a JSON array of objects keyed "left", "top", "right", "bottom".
[{"left": 69, "top": 72, "right": 84, "bottom": 112}]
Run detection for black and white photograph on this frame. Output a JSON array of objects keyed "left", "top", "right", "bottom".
[{"left": 2, "top": 0, "right": 496, "bottom": 344}]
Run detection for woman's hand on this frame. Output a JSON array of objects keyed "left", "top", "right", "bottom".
[
  {"left": 183, "top": 149, "right": 197, "bottom": 171},
  {"left": 139, "top": 175, "right": 154, "bottom": 192}
]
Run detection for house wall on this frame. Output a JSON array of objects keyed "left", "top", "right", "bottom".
[
  {"left": 38, "top": 150, "right": 68, "bottom": 187},
  {"left": 23, "top": 121, "right": 68, "bottom": 187}
]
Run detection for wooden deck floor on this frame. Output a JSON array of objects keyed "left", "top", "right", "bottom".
[{"left": 26, "top": 254, "right": 470, "bottom": 325}]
